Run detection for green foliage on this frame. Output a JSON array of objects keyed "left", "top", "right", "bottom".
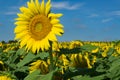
[
  {"left": 24, "top": 70, "right": 40, "bottom": 80},
  {"left": 61, "top": 46, "right": 120, "bottom": 80},
  {"left": 37, "top": 70, "right": 56, "bottom": 80},
  {"left": 0, "top": 47, "right": 3, "bottom": 52},
  {"left": 80, "top": 44, "right": 98, "bottom": 52},
  {"left": 37, "top": 52, "right": 49, "bottom": 60},
  {"left": 0, "top": 48, "right": 29, "bottom": 79},
  {"left": 1, "top": 40, "right": 120, "bottom": 80},
  {"left": 17, "top": 51, "right": 35, "bottom": 68},
  {"left": 24, "top": 69, "right": 57, "bottom": 80},
  {"left": 16, "top": 47, "right": 26, "bottom": 56}
]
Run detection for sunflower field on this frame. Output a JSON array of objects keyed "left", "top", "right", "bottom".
[
  {"left": 1, "top": 40, "right": 120, "bottom": 80},
  {"left": 1, "top": 0, "right": 120, "bottom": 80}
]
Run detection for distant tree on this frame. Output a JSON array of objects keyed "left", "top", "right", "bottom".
[
  {"left": 8, "top": 40, "right": 17, "bottom": 43},
  {"left": 1, "top": 41, "right": 5, "bottom": 44}
]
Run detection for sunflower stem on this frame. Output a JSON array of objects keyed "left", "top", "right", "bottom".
[{"left": 49, "top": 41, "right": 54, "bottom": 71}]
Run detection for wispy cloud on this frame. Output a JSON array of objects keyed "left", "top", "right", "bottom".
[
  {"left": 110, "top": 11, "right": 120, "bottom": 16},
  {"left": 4, "top": 12, "right": 17, "bottom": 15},
  {"left": 76, "top": 24, "right": 87, "bottom": 29},
  {"left": 4, "top": 6, "right": 19, "bottom": 15},
  {"left": 52, "top": 2, "right": 85, "bottom": 10},
  {"left": 10, "top": 6, "right": 20, "bottom": 10},
  {"left": 88, "top": 13, "right": 99, "bottom": 18},
  {"left": 102, "top": 18, "right": 112, "bottom": 23}
]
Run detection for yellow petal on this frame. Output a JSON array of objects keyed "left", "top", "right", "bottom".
[
  {"left": 15, "top": 21, "right": 29, "bottom": 25},
  {"left": 40, "top": 0, "right": 45, "bottom": 14},
  {"left": 20, "top": 35, "right": 31, "bottom": 47},
  {"left": 43, "top": 38, "right": 50, "bottom": 50},
  {"left": 52, "top": 27, "right": 64, "bottom": 36},
  {"left": 17, "top": 13, "right": 30, "bottom": 20},
  {"left": 50, "top": 19, "right": 60, "bottom": 24},
  {"left": 27, "top": 0, "right": 38, "bottom": 15},
  {"left": 45, "top": 0, "right": 51, "bottom": 15},
  {"left": 35, "top": 0, "right": 40, "bottom": 7},
  {"left": 31, "top": 0, "right": 39, "bottom": 14},
  {"left": 53, "top": 23, "right": 64, "bottom": 28},
  {"left": 53, "top": 27, "right": 64, "bottom": 33},
  {"left": 26, "top": 38, "right": 35, "bottom": 51},
  {"left": 48, "top": 32, "right": 57, "bottom": 41},
  {"left": 14, "top": 26, "right": 27, "bottom": 33},
  {"left": 48, "top": 13, "right": 63, "bottom": 18},
  {"left": 20, "top": 7, "right": 34, "bottom": 17},
  {"left": 35, "top": 0, "right": 41, "bottom": 13},
  {"left": 40, "top": 40, "right": 45, "bottom": 51},
  {"left": 15, "top": 31, "right": 28, "bottom": 40},
  {"left": 36, "top": 41, "right": 41, "bottom": 53},
  {"left": 84, "top": 56, "right": 92, "bottom": 68},
  {"left": 32, "top": 41, "right": 38, "bottom": 53},
  {"left": 36, "top": 40, "right": 44, "bottom": 51}
]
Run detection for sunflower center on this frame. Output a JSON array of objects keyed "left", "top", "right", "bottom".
[
  {"left": 29, "top": 15, "right": 52, "bottom": 40},
  {"left": 35, "top": 23, "right": 42, "bottom": 32}
]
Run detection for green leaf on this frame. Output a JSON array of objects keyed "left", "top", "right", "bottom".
[
  {"left": 109, "top": 57, "right": 120, "bottom": 72},
  {"left": 72, "top": 75, "right": 92, "bottom": 80},
  {"left": 17, "top": 52, "right": 35, "bottom": 67},
  {"left": 37, "top": 70, "right": 56, "bottom": 80},
  {"left": 90, "top": 74, "right": 105, "bottom": 80},
  {"left": 24, "top": 69, "right": 56, "bottom": 80},
  {"left": 16, "top": 48, "right": 26, "bottom": 56},
  {"left": 71, "top": 75, "right": 83, "bottom": 80},
  {"left": 107, "top": 48, "right": 115, "bottom": 56},
  {"left": 24, "top": 70, "right": 40, "bottom": 80},
  {"left": 37, "top": 52, "right": 49, "bottom": 59},
  {"left": 7, "top": 50, "right": 16, "bottom": 54},
  {"left": 72, "top": 73, "right": 105, "bottom": 80},
  {"left": 15, "top": 66, "right": 28, "bottom": 72},
  {"left": 7, "top": 50, "right": 19, "bottom": 63},
  {"left": 7, "top": 63, "right": 16, "bottom": 69},
  {"left": 0, "top": 47, "right": 3, "bottom": 52},
  {"left": 8, "top": 48, "right": 26, "bottom": 64},
  {"left": 80, "top": 44, "right": 98, "bottom": 52}
]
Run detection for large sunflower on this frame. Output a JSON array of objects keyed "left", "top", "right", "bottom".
[{"left": 14, "top": 0, "right": 64, "bottom": 53}]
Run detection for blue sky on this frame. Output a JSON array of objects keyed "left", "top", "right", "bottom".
[{"left": 0, "top": 0, "right": 120, "bottom": 42}]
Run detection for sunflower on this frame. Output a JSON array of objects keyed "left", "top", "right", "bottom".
[
  {"left": 29, "top": 60, "right": 49, "bottom": 74},
  {"left": 14, "top": 0, "right": 64, "bottom": 53},
  {"left": 0, "top": 76, "right": 12, "bottom": 80}
]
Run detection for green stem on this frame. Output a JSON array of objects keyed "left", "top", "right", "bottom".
[{"left": 49, "top": 41, "right": 54, "bottom": 71}]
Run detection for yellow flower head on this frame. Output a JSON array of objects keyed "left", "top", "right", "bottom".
[
  {"left": 0, "top": 42, "right": 3, "bottom": 47},
  {"left": 69, "top": 40, "right": 83, "bottom": 49},
  {"left": 70, "top": 54, "right": 92, "bottom": 68},
  {"left": 91, "top": 47, "right": 99, "bottom": 53},
  {"left": 0, "top": 61, "right": 4, "bottom": 71},
  {"left": 14, "top": 0, "right": 64, "bottom": 53},
  {"left": 0, "top": 61, "right": 3, "bottom": 64},
  {"left": 0, "top": 76, "right": 12, "bottom": 80},
  {"left": 29, "top": 60, "right": 49, "bottom": 74}
]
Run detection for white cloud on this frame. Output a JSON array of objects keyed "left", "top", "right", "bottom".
[
  {"left": 88, "top": 13, "right": 99, "bottom": 18},
  {"left": 77, "top": 24, "right": 87, "bottom": 29},
  {"left": 110, "top": 11, "right": 120, "bottom": 16},
  {"left": 4, "top": 6, "right": 19, "bottom": 15},
  {"left": 10, "top": 6, "right": 20, "bottom": 10},
  {"left": 52, "top": 2, "right": 84, "bottom": 10},
  {"left": 102, "top": 18, "right": 112, "bottom": 23},
  {"left": 4, "top": 12, "right": 17, "bottom": 15}
]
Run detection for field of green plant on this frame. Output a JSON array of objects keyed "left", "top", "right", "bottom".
[
  {"left": 1, "top": 40, "right": 120, "bottom": 80},
  {"left": 1, "top": 0, "right": 120, "bottom": 80}
]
